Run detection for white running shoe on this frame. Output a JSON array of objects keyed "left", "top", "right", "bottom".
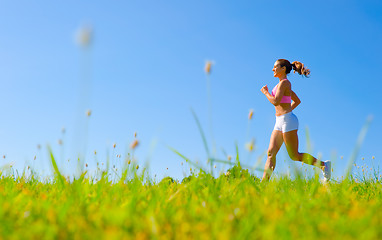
[{"left": 322, "top": 160, "right": 331, "bottom": 182}]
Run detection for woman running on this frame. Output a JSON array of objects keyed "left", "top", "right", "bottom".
[{"left": 260, "top": 59, "right": 331, "bottom": 182}]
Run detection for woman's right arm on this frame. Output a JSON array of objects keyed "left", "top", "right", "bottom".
[
  {"left": 261, "top": 81, "right": 289, "bottom": 106},
  {"left": 291, "top": 90, "right": 301, "bottom": 110}
]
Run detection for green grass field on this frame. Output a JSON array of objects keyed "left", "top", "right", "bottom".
[
  {"left": 1, "top": 162, "right": 381, "bottom": 240},
  {"left": 0, "top": 110, "right": 377, "bottom": 239}
]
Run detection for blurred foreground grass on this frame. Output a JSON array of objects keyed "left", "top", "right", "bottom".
[{"left": 1, "top": 166, "right": 381, "bottom": 239}]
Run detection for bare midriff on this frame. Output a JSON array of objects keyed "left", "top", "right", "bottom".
[{"left": 275, "top": 103, "right": 292, "bottom": 116}]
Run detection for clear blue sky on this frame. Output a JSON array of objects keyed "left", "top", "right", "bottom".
[{"left": 0, "top": 1, "right": 381, "bottom": 181}]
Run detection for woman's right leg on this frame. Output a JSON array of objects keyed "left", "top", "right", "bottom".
[{"left": 262, "top": 130, "right": 284, "bottom": 181}]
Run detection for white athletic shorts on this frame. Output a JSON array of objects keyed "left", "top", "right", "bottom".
[{"left": 274, "top": 112, "right": 299, "bottom": 133}]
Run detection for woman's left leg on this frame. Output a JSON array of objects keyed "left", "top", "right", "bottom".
[{"left": 283, "top": 130, "right": 324, "bottom": 167}]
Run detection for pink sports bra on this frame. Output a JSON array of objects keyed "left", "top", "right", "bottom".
[{"left": 271, "top": 80, "right": 291, "bottom": 103}]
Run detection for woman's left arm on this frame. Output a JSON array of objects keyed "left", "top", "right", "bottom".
[{"left": 291, "top": 90, "right": 301, "bottom": 110}]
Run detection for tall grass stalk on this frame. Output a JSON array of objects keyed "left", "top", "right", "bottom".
[
  {"left": 205, "top": 70, "right": 216, "bottom": 171},
  {"left": 345, "top": 115, "right": 373, "bottom": 179}
]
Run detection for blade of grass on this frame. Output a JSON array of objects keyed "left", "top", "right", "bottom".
[
  {"left": 210, "top": 157, "right": 264, "bottom": 173},
  {"left": 190, "top": 108, "right": 210, "bottom": 157},
  {"left": 255, "top": 150, "right": 267, "bottom": 168},
  {"left": 235, "top": 142, "right": 241, "bottom": 168},
  {"left": 168, "top": 146, "right": 207, "bottom": 172},
  {"left": 48, "top": 145, "right": 65, "bottom": 187},
  {"left": 305, "top": 127, "right": 313, "bottom": 163},
  {"left": 345, "top": 115, "right": 373, "bottom": 179}
]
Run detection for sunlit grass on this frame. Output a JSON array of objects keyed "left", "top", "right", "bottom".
[{"left": 0, "top": 165, "right": 381, "bottom": 239}]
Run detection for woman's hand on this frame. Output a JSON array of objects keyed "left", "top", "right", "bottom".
[{"left": 261, "top": 85, "right": 269, "bottom": 95}]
